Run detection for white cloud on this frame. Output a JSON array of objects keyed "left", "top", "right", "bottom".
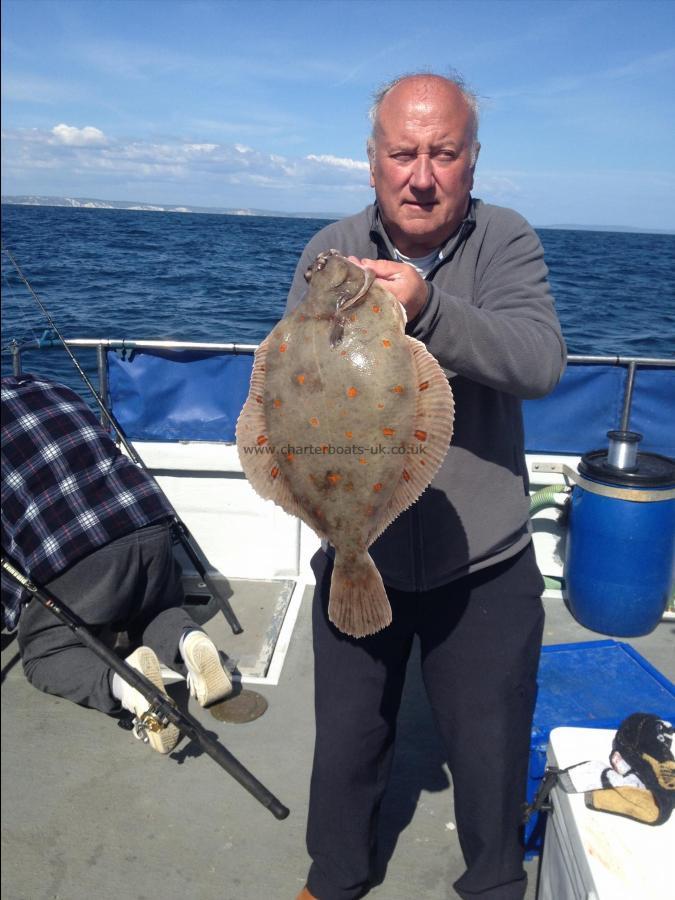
[
  {"left": 185, "top": 143, "right": 217, "bottom": 153},
  {"left": 306, "top": 154, "right": 369, "bottom": 171},
  {"left": 1, "top": 127, "right": 374, "bottom": 210},
  {"left": 474, "top": 173, "right": 522, "bottom": 200},
  {"left": 51, "top": 124, "right": 107, "bottom": 146}
]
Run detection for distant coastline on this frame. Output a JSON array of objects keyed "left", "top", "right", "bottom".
[
  {"left": 2, "top": 195, "right": 674, "bottom": 235},
  {"left": 536, "top": 223, "right": 675, "bottom": 235},
  {"left": 1, "top": 194, "right": 340, "bottom": 222}
]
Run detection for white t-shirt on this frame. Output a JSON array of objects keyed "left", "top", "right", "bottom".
[{"left": 393, "top": 247, "right": 442, "bottom": 279}]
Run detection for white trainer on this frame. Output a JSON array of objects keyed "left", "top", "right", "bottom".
[
  {"left": 180, "top": 630, "right": 233, "bottom": 707},
  {"left": 119, "top": 646, "right": 181, "bottom": 754}
]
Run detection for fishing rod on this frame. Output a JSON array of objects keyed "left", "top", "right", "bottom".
[
  {"left": 1, "top": 557, "right": 288, "bottom": 820},
  {"left": 2, "top": 245, "right": 243, "bottom": 635}
]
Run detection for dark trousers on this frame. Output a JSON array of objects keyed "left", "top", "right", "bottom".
[
  {"left": 18, "top": 521, "right": 196, "bottom": 713},
  {"left": 306, "top": 544, "right": 545, "bottom": 900}
]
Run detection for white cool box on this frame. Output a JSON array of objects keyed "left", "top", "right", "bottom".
[{"left": 538, "top": 727, "right": 673, "bottom": 900}]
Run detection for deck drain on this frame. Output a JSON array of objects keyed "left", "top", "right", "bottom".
[{"left": 209, "top": 688, "right": 268, "bottom": 723}]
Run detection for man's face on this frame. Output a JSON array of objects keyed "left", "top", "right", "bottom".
[{"left": 369, "top": 78, "right": 479, "bottom": 257}]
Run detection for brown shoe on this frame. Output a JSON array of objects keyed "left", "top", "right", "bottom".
[{"left": 296, "top": 889, "right": 318, "bottom": 900}]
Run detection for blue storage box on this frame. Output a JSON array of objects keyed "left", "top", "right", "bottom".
[{"left": 525, "top": 640, "right": 675, "bottom": 857}]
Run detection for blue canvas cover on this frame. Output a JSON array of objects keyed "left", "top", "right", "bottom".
[
  {"left": 626, "top": 366, "right": 675, "bottom": 458},
  {"left": 107, "top": 349, "right": 254, "bottom": 442},
  {"left": 523, "top": 364, "right": 674, "bottom": 457},
  {"left": 107, "top": 350, "right": 674, "bottom": 456}
]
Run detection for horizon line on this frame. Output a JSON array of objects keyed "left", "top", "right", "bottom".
[{"left": 2, "top": 194, "right": 674, "bottom": 236}]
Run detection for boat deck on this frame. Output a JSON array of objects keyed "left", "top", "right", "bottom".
[{"left": 2, "top": 580, "right": 673, "bottom": 900}]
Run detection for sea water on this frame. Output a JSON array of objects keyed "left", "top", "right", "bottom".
[{"left": 2, "top": 203, "right": 674, "bottom": 393}]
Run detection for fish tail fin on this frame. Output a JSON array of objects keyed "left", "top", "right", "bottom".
[{"left": 328, "top": 552, "right": 392, "bottom": 638}]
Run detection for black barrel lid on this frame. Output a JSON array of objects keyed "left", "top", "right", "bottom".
[{"left": 579, "top": 449, "right": 675, "bottom": 488}]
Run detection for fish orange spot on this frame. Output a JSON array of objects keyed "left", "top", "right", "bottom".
[
  {"left": 345, "top": 431, "right": 353, "bottom": 439},
  {"left": 371, "top": 305, "right": 381, "bottom": 313},
  {"left": 414, "top": 430, "right": 428, "bottom": 442},
  {"left": 391, "top": 385, "right": 405, "bottom": 394},
  {"left": 382, "top": 339, "right": 391, "bottom": 348},
  {"left": 273, "top": 398, "right": 282, "bottom": 408},
  {"left": 349, "top": 314, "right": 357, "bottom": 322},
  {"left": 340, "top": 350, "right": 347, "bottom": 357},
  {"left": 346, "top": 387, "right": 358, "bottom": 398},
  {"left": 372, "top": 483, "right": 383, "bottom": 493},
  {"left": 383, "top": 427, "right": 395, "bottom": 437},
  {"left": 327, "top": 473, "right": 341, "bottom": 485},
  {"left": 279, "top": 343, "right": 287, "bottom": 353},
  {"left": 286, "top": 453, "right": 295, "bottom": 462},
  {"left": 309, "top": 416, "right": 320, "bottom": 427},
  {"left": 255, "top": 395, "right": 263, "bottom": 404},
  {"left": 296, "top": 373, "right": 306, "bottom": 384},
  {"left": 321, "top": 444, "right": 329, "bottom": 454},
  {"left": 402, "top": 469, "right": 411, "bottom": 482},
  {"left": 271, "top": 465, "right": 280, "bottom": 479},
  {"left": 419, "top": 381, "right": 430, "bottom": 391},
  {"left": 377, "top": 403, "right": 385, "bottom": 410},
  {"left": 359, "top": 458, "right": 368, "bottom": 465},
  {"left": 256, "top": 435, "right": 268, "bottom": 446}
]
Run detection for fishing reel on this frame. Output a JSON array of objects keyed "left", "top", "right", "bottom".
[{"left": 132, "top": 705, "right": 176, "bottom": 743}]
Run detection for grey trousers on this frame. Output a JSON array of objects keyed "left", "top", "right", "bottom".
[{"left": 17, "top": 521, "right": 196, "bottom": 713}]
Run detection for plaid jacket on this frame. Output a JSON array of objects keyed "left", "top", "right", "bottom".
[{"left": 1, "top": 375, "right": 172, "bottom": 630}]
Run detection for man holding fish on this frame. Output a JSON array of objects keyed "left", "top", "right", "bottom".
[{"left": 240, "top": 70, "right": 565, "bottom": 900}]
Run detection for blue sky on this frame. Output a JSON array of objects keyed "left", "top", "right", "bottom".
[{"left": 2, "top": 0, "right": 674, "bottom": 230}]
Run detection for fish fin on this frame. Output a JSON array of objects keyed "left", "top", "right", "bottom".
[
  {"left": 365, "top": 336, "right": 454, "bottom": 546},
  {"left": 328, "top": 552, "right": 392, "bottom": 638},
  {"left": 235, "top": 336, "right": 272, "bottom": 497},
  {"left": 236, "top": 338, "right": 324, "bottom": 528}
]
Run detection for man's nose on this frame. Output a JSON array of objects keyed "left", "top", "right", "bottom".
[{"left": 409, "top": 155, "right": 434, "bottom": 191}]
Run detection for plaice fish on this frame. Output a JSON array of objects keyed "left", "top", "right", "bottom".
[{"left": 236, "top": 249, "right": 454, "bottom": 637}]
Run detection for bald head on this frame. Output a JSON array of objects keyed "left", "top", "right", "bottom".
[{"left": 368, "top": 73, "right": 480, "bottom": 165}]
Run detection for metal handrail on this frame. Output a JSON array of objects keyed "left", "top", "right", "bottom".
[
  {"left": 4, "top": 336, "right": 258, "bottom": 356},
  {"left": 564, "top": 354, "right": 674, "bottom": 367},
  {"left": 3, "top": 336, "right": 674, "bottom": 367}
]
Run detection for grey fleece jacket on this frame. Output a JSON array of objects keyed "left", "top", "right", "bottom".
[{"left": 286, "top": 199, "right": 566, "bottom": 591}]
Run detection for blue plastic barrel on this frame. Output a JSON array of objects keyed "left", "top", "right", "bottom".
[{"left": 565, "top": 450, "right": 675, "bottom": 636}]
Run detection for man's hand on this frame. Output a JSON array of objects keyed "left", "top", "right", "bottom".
[{"left": 348, "top": 257, "right": 428, "bottom": 321}]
